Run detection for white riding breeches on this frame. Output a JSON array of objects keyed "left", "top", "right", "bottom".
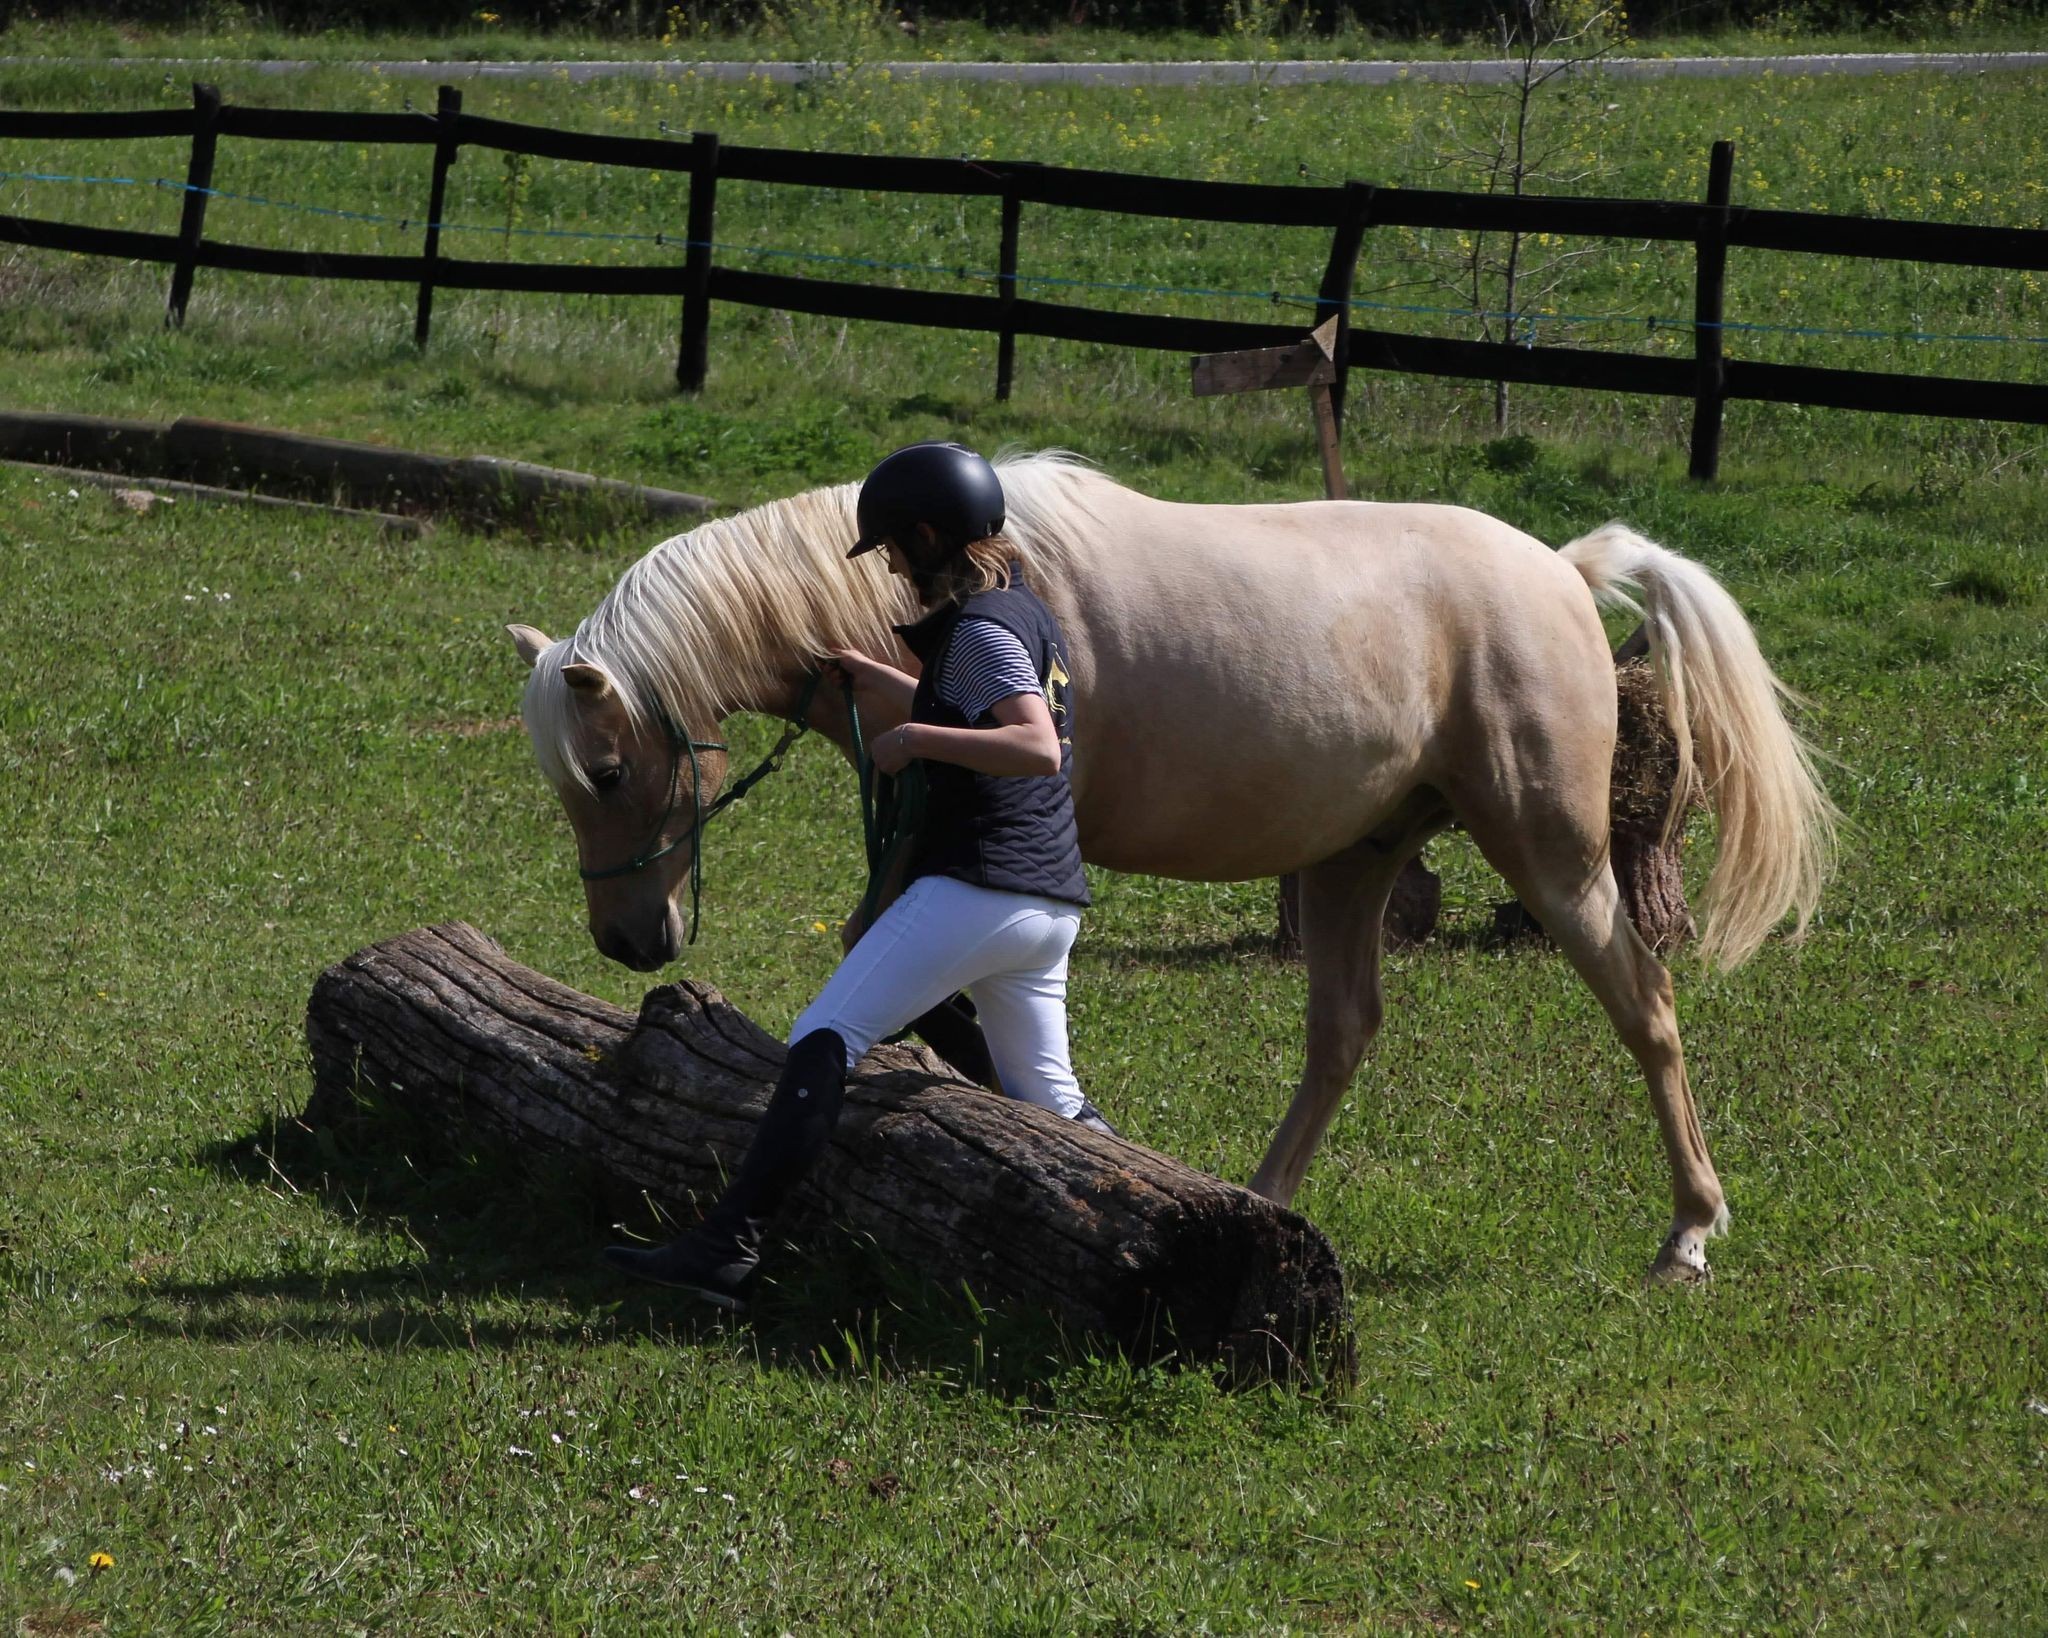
[{"left": 790, "top": 873, "right": 1085, "bottom": 1119}]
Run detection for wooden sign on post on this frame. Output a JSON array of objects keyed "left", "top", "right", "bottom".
[
  {"left": 1192, "top": 316, "right": 1348, "bottom": 502},
  {"left": 1192, "top": 319, "right": 1443, "bottom": 957}
]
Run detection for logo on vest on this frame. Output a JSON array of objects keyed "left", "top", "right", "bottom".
[{"left": 1044, "top": 654, "right": 1070, "bottom": 721}]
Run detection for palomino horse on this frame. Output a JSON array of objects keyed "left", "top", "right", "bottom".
[{"left": 508, "top": 453, "right": 1835, "bottom": 1281}]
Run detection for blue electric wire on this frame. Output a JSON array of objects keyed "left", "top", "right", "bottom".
[{"left": 3, "top": 166, "right": 2042, "bottom": 349}]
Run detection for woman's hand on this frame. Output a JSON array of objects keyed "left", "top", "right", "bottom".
[
  {"left": 868, "top": 723, "right": 920, "bottom": 775},
  {"left": 823, "top": 648, "right": 916, "bottom": 728},
  {"left": 822, "top": 648, "right": 892, "bottom": 688}
]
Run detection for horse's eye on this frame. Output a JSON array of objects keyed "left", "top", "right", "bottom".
[{"left": 589, "top": 762, "right": 626, "bottom": 792}]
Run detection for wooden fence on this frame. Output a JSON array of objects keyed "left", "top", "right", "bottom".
[{"left": 4, "top": 83, "right": 2046, "bottom": 479}]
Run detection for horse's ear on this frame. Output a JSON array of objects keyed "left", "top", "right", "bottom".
[
  {"left": 561, "top": 662, "right": 614, "bottom": 700},
  {"left": 506, "top": 623, "right": 551, "bottom": 667}
]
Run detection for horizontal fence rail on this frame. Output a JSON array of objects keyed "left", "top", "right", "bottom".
[{"left": 2, "top": 85, "right": 2044, "bottom": 477}]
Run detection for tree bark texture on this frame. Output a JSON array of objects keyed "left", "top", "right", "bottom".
[
  {"left": 1603, "top": 657, "right": 1699, "bottom": 954},
  {"left": 1609, "top": 825, "right": 1694, "bottom": 955},
  {"left": 1384, "top": 856, "right": 1444, "bottom": 950},
  {"left": 304, "top": 922, "right": 1355, "bottom": 1383}
]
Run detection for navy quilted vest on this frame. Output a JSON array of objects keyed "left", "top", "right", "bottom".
[{"left": 896, "top": 574, "right": 1089, "bottom": 907}]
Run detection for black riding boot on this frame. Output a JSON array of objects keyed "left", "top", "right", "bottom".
[{"left": 602, "top": 1027, "right": 849, "bottom": 1307}]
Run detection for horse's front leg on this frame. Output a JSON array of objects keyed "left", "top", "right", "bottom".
[{"left": 1248, "top": 841, "right": 1413, "bottom": 1206}]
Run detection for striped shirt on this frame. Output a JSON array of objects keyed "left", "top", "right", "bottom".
[{"left": 938, "top": 617, "right": 1045, "bottom": 724}]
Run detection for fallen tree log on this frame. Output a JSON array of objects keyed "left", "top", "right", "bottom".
[{"left": 303, "top": 922, "right": 1355, "bottom": 1382}]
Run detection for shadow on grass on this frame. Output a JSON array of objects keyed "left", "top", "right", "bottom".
[
  {"left": 1094, "top": 928, "right": 1293, "bottom": 968},
  {"left": 128, "top": 1108, "right": 1117, "bottom": 1401},
  {"left": 1096, "top": 914, "right": 1552, "bottom": 970}
]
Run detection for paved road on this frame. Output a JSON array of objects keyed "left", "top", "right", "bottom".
[{"left": 12, "top": 51, "right": 2046, "bottom": 86}]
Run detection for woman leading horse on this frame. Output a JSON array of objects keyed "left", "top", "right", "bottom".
[
  {"left": 508, "top": 450, "right": 1835, "bottom": 1287},
  {"left": 527, "top": 443, "right": 1114, "bottom": 1308}
]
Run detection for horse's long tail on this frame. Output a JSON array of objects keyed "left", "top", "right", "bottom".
[{"left": 1559, "top": 522, "right": 1839, "bottom": 971}]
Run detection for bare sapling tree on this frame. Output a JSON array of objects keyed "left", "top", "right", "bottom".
[
  {"left": 1436, "top": 0, "right": 1631, "bottom": 430},
  {"left": 754, "top": 0, "right": 911, "bottom": 87}
]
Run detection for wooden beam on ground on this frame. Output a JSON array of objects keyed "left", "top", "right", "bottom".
[
  {"left": 1, "top": 460, "right": 426, "bottom": 535},
  {"left": 303, "top": 923, "right": 1357, "bottom": 1383},
  {"left": 0, "top": 411, "right": 714, "bottom": 533}
]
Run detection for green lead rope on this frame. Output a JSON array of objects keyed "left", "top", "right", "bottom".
[
  {"left": 583, "top": 671, "right": 825, "bottom": 943},
  {"left": 848, "top": 696, "right": 927, "bottom": 937},
  {"left": 678, "top": 669, "right": 824, "bottom": 943},
  {"left": 586, "top": 668, "right": 923, "bottom": 946}
]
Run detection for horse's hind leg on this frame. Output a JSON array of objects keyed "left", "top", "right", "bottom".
[
  {"left": 1462, "top": 802, "right": 1728, "bottom": 1282},
  {"left": 1248, "top": 834, "right": 1427, "bottom": 1207}
]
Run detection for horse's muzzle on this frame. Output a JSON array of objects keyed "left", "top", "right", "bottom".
[{"left": 594, "top": 913, "right": 679, "bottom": 972}]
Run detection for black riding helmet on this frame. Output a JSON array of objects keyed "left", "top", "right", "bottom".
[{"left": 846, "top": 442, "right": 1006, "bottom": 576}]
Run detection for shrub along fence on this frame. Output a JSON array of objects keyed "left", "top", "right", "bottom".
[{"left": 3, "top": 83, "right": 2045, "bottom": 479}]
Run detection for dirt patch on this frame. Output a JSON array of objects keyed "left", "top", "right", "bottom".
[{"left": 20, "top": 1611, "right": 106, "bottom": 1637}]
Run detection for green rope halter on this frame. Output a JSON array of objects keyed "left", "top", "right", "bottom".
[
  {"left": 575, "top": 669, "right": 923, "bottom": 947},
  {"left": 578, "top": 671, "right": 825, "bottom": 944}
]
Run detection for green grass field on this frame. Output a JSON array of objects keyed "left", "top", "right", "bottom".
[{"left": 3, "top": 35, "right": 2047, "bottom": 1636}]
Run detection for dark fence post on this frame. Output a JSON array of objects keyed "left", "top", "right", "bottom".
[
  {"left": 1688, "top": 139, "right": 1735, "bottom": 481},
  {"left": 1314, "top": 179, "right": 1375, "bottom": 428},
  {"left": 414, "top": 85, "right": 463, "bottom": 351},
  {"left": 995, "top": 172, "right": 1025, "bottom": 402},
  {"left": 676, "top": 130, "right": 720, "bottom": 392},
  {"left": 164, "top": 82, "right": 221, "bottom": 328}
]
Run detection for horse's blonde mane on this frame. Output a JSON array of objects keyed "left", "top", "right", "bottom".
[{"left": 522, "top": 449, "right": 1105, "bottom": 790}]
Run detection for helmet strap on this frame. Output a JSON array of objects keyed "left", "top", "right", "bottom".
[
  {"left": 915, "top": 550, "right": 979, "bottom": 605},
  {"left": 903, "top": 524, "right": 973, "bottom": 603}
]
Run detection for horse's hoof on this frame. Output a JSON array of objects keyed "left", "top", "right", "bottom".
[{"left": 1647, "top": 1231, "right": 1713, "bottom": 1285}]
